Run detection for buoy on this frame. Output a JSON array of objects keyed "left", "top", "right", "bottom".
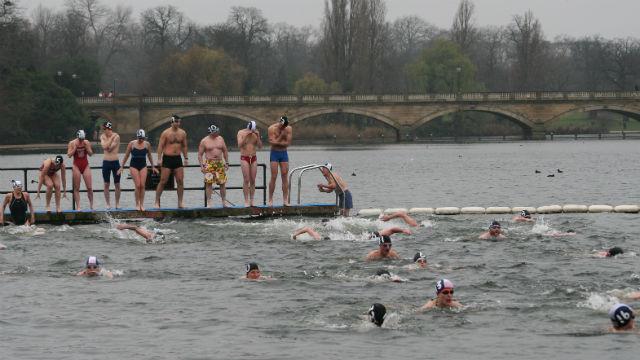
[
  {"left": 358, "top": 208, "right": 383, "bottom": 217},
  {"left": 408, "top": 208, "right": 434, "bottom": 214},
  {"left": 435, "top": 207, "right": 460, "bottom": 215},
  {"left": 486, "top": 207, "right": 512, "bottom": 214},
  {"left": 588, "top": 205, "right": 613, "bottom": 213},
  {"left": 562, "top": 204, "right": 588, "bottom": 213},
  {"left": 461, "top": 207, "right": 486, "bottom": 214},
  {"left": 537, "top": 205, "right": 563, "bottom": 214},
  {"left": 614, "top": 205, "right": 639, "bottom": 213}
]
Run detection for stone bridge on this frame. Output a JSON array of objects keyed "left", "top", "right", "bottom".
[{"left": 78, "top": 91, "right": 640, "bottom": 141}]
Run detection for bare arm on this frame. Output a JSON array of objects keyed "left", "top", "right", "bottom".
[
  {"left": 118, "top": 142, "right": 133, "bottom": 174},
  {"left": 110, "top": 134, "right": 120, "bottom": 151},
  {"left": 379, "top": 227, "right": 412, "bottom": 236},
  {"left": 292, "top": 226, "right": 321, "bottom": 240},
  {"left": 255, "top": 131, "right": 263, "bottom": 149},
  {"left": 25, "top": 193, "right": 35, "bottom": 224},
  {"left": 67, "top": 141, "right": 76, "bottom": 158},
  {"left": 197, "top": 139, "right": 205, "bottom": 168},
  {"left": 36, "top": 162, "right": 47, "bottom": 195},
  {"left": 157, "top": 132, "right": 166, "bottom": 165},
  {"left": 380, "top": 211, "right": 418, "bottom": 227},
  {"left": 0, "top": 194, "right": 10, "bottom": 224},
  {"left": 181, "top": 130, "right": 188, "bottom": 163},
  {"left": 146, "top": 142, "right": 156, "bottom": 172},
  {"left": 222, "top": 139, "right": 229, "bottom": 164},
  {"left": 85, "top": 141, "right": 94, "bottom": 156},
  {"left": 100, "top": 134, "right": 110, "bottom": 151},
  {"left": 268, "top": 126, "right": 279, "bottom": 145},
  {"left": 60, "top": 164, "right": 67, "bottom": 192}
]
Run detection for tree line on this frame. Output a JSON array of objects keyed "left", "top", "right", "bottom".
[{"left": 1, "top": 0, "right": 639, "bottom": 144}]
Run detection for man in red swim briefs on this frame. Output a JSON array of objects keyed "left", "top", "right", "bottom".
[
  {"left": 67, "top": 129, "right": 94, "bottom": 210},
  {"left": 237, "top": 120, "right": 263, "bottom": 207}
]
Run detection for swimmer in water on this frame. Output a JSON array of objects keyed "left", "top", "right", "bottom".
[
  {"left": 0, "top": 243, "right": 6, "bottom": 250},
  {"left": 76, "top": 256, "right": 113, "bottom": 278},
  {"left": 368, "top": 303, "right": 386, "bottom": 327},
  {"left": 596, "top": 246, "right": 624, "bottom": 258},
  {"left": 373, "top": 268, "right": 405, "bottom": 283},
  {"left": 366, "top": 234, "right": 400, "bottom": 261},
  {"left": 479, "top": 220, "right": 506, "bottom": 240},
  {"left": 292, "top": 226, "right": 323, "bottom": 240},
  {"left": 379, "top": 211, "right": 418, "bottom": 227},
  {"left": 608, "top": 303, "right": 636, "bottom": 333},
  {"left": 245, "top": 262, "right": 270, "bottom": 280},
  {"left": 1, "top": 180, "right": 35, "bottom": 226},
  {"left": 421, "top": 279, "right": 462, "bottom": 310},
  {"left": 543, "top": 229, "right": 576, "bottom": 237},
  {"left": 512, "top": 209, "right": 534, "bottom": 223},
  {"left": 413, "top": 252, "right": 427, "bottom": 268},
  {"left": 116, "top": 223, "right": 163, "bottom": 243}
]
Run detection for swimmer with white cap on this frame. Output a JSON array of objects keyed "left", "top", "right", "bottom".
[
  {"left": 366, "top": 234, "right": 400, "bottom": 261},
  {"left": 512, "top": 209, "right": 535, "bottom": 223},
  {"left": 479, "top": 220, "right": 506, "bottom": 240},
  {"left": 244, "top": 262, "right": 270, "bottom": 280},
  {"left": 368, "top": 303, "right": 386, "bottom": 327},
  {"left": 421, "top": 279, "right": 462, "bottom": 310},
  {"left": 116, "top": 223, "right": 163, "bottom": 243},
  {"left": 76, "top": 256, "right": 113, "bottom": 278},
  {"left": 608, "top": 303, "right": 636, "bottom": 332},
  {"left": 1, "top": 180, "right": 35, "bottom": 226}
]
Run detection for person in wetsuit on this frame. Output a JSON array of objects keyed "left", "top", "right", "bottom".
[{"left": 1, "top": 180, "right": 35, "bottom": 226}]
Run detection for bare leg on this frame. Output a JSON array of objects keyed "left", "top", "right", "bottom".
[
  {"left": 155, "top": 167, "right": 171, "bottom": 208},
  {"left": 249, "top": 160, "right": 258, "bottom": 206},
  {"left": 72, "top": 166, "right": 82, "bottom": 210},
  {"left": 103, "top": 182, "right": 111, "bottom": 208},
  {"left": 175, "top": 167, "right": 185, "bottom": 208},
  {"left": 205, "top": 183, "right": 213, "bottom": 207},
  {"left": 130, "top": 168, "right": 141, "bottom": 210},
  {"left": 138, "top": 167, "right": 147, "bottom": 211},
  {"left": 268, "top": 161, "right": 278, "bottom": 206},
  {"left": 280, "top": 161, "right": 290, "bottom": 206},
  {"left": 44, "top": 176, "right": 54, "bottom": 212},
  {"left": 220, "top": 183, "right": 227, "bottom": 207},
  {"left": 82, "top": 169, "right": 94, "bottom": 210},
  {"left": 240, "top": 160, "right": 251, "bottom": 206},
  {"left": 115, "top": 183, "right": 121, "bottom": 208}
]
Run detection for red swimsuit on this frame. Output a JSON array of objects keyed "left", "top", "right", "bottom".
[{"left": 73, "top": 141, "right": 89, "bottom": 174}]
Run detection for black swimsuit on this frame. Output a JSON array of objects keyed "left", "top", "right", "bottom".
[
  {"left": 9, "top": 193, "right": 28, "bottom": 225},
  {"left": 130, "top": 146, "right": 148, "bottom": 171}
]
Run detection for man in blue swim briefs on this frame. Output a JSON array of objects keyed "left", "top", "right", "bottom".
[{"left": 267, "top": 115, "right": 292, "bottom": 206}]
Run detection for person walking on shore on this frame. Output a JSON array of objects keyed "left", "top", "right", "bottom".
[
  {"left": 268, "top": 116, "right": 292, "bottom": 206},
  {"left": 67, "top": 130, "right": 94, "bottom": 210},
  {"left": 36, "top": 156, "right": 67, "bottom": 212},
  {"left": 119, "top": 129, "right": 157, "bottom": 211},
  {"left": 237, "top": 120, "right": 263, "bottom": 206},
  {"left": 155, "top": 115, "right": 188, "bottom": 208},
  {"left": 100, "top": 122, "right": 121, "bottom": 209},
  {"left": 198, "top": 124, "right": 229, "bottom": 207}
]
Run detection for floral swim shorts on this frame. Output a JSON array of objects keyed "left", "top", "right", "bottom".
[{"left": 204, "top": 159, "right": 227, "bottom": 185}]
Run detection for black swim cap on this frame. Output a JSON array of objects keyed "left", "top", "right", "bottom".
[
  {"left": 489, "top": 220, "right": 501, "bottom": 230},
  {"left": 376, "top": 268, "right": 391, "bottom": 276},
  {"left": 279, "top": 116, "right": 289, "bottom": 127},
  {"left": 609, "top": 303, "right": 635, "bottom": 328},
  {"left": 55, "top": 155, "right": 64, "bottom": 165},
  {"left": 520, "top": 209, "right": 531, "bottom": 218},
  {"left": 171, "top": 114, "right": 181, "bottom": 122},
  {"left": 368, "top": 303, "right": 386, "bottom": 327},
  {"left": 245, "top": 262, "right": 259, "bottom": 274},
  {"left": 607, "top": 247, "right": 624, "bottom": 257},
  {"left": 378, "top": 235, "right": 391, "bottom": 245},
  {"left": 413, "top": 251, "right": 426, "bottom": 263}
]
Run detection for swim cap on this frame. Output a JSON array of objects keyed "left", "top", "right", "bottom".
[
  {"left": 368, "top": 303, "right": 386, "bottom": 327},
  {"left": 378, "top": 235, "right": 391, "bottom": 245},
  {"left": 520, "top": 209, "right": 531, "bottom": 218},
  {"left": 376, "top": 268, "right": 391, "bottom": 276},
  {"left": 85, "top": 256, "right": 100, "bottom": 267},
  {"left": 207, "top": 124, "right": 219, "bottom": 134},
  {"left": 171, "top": 114, "right": 181, "bottom": 122},
  {"left": 103, "top": 121, "right": 113, "bottom": 129},
  {"left": 11, "top": 180, "right": 22, "bottom": 189},
  {"left": 413, "top": 251, "right": 426, "bottom": 263},
  {"left": 324, "top": 163, "right": 332, "bottom": 171},
  {"left": 609, "top": 303, "right": 635, "bottom": 328},
  {"left": 247, "top": 120, "right": 257, "bottom": 131},
  {"left": 489, "top": 220, "right": 501, "bottom": 230},
  {"left": 607, "top": 247, "right": 624, "bottom": 257},
  {"left": 77, "top": 129, "right": 86, "bottom": 139},
  {"left": 279, "top": 116, "right": 289, "bottom": 127},
  {"left": 55, "top": 155, "right": 64, "bottom": 165},
  {"left": 245, "top": 262, "right": 259, "bottom": 274},
  {"left": 436, "top": 279, "right": 454, "bottom": 295},
  {"left": 136, "top": 129, "right": 146, "bottom": 139}
]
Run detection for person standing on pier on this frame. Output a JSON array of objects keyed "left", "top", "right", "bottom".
[
  {"left": 317, "top": 163, "right": 352, "bottom": 216},
  {"left": 119, "top": 129, "right": 158, "bottom": 211},
  {"left": 67, "top": 130, "right": 94, "bottom": 210},
  {"left": 100, "top": 121, "right": 121, "bottom": 209},
  {"left": 198, "top": 124, "right": 229, "bottom": 207},
  {"left": 36, "top": 155, "right": 67, "bottom": 212},
  {"left": 268, "top": 115, "right": 292, "bottom": 206},
  {"left": 237, "top": 120, "right": 263, "bottom": 207},
  {"left": 155, "top": 115, "right": 188, "bottom": 208}
]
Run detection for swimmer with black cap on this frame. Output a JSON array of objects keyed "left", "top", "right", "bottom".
[
  {"left": 76, "top": 256, "right": 113, "bottom": 278},
  {"left": 421, "top": 278, "right": 462, "bottom": 310},
  {"left": 373, "top": 268, "right": 405, "bottom": 282},
  {"left": 366, "top": 234, "right": 400, "bottom": 261},
  {"left": 608, "top": 303, "right": 636, "bottom": 332},
  {"left": 1, "top": 180, "right": 35, "bottom": 226},
  {"left": 512, "top": 209, "right": 535, "bottom": 223},
  {"left": 36, "top": 155, "right": 67, "bottom": 212},
  {"left": 413, "top": 251, "right": 427, "bottom": 268},
  {"left": 479, "top": 220, "right": 506, "bottom": 240},
  {"left": 245, "top": 262, "right": 270, "bottom": 280},
  {"left": 596, "top": 246, "right": 624, "bottom": 258},
  {"left": 368, "top": 303, "right": 386, "bottom": 327}
]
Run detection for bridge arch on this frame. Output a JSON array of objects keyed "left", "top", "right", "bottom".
[
  {"left": 411, "top": 105, "right": 536, "bottom": 131},
  {"left": 144, "top": 110, "right": 271, "bottom": 133},
  {"left": 546, "top": 104, "right": 640, "bottom": 124},
  {"left": 289, "top": 107, "right": 400, "bottom": 131}
]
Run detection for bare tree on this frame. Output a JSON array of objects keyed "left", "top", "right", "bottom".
[
  {"left": 600, "top": 38, "right": 640, "bottom": 90},
  {"left": 140, "top": 5, "right": 193, "bottom": 55},
  {"left": 506, "top": 10, "right": 546, "bottom": 90},
  {"left": 31, "top": 5, "right": 58, "bottom": 62},
  {"left": 475, "top": 26, "right": 508, "bottom": 91},
  {"left": 451, "top": 0, "right": 476, "bottom": 54}
]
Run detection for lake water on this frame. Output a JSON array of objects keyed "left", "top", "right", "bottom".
[{"left": 1, "top": 141, "right": 639, "bottom": 359}]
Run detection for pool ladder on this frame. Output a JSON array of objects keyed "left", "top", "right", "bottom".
[{"left": 288, "top": 164, "right": 344, "bottom": 212}]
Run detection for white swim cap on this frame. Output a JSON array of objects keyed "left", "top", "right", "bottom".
[
  {"left": 11, "top": 180, "right": 22, "bottom": 188},
  {"left": 324, "top": 163, "right": 332, "bottom": 171},
  {"left": 77, "top": 129, "right": 86, "bottom": 139},
  {"left": 247, "top": 121, "right": 257, "bottom": 131},
  {"left": 136, "top": 129, "right": 146, "bottom": 139},
  {"left": 103, "top": 122, "right": 113, "bottom": 129},
  {"left": 208, "top": 124, "right": 219, "bottom": 134},
  {"left": 86, "top": 256, "right": 100, "bottom": 267}
]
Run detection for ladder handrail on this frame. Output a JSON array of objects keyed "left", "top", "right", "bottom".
[
  {"left": 296, "top": 165, "right": 343, "bottom": 209},
  {"left": 287, "top": 164, "right": 320, "bottom": 204}
]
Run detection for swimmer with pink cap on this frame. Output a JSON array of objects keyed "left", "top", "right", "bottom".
[
  {"left": 421, "top": 278, "right": 462, "bottom": 310},
  {"left": 76, "top": 256, "right": 113, "bottom": 278}
]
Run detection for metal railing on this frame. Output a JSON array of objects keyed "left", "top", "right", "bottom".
[
  {"left": 288, "top": 164, "right": 344, "bottom": 212},
  {"left": 0, "top": 163, "right": 267, "bottom": 210}
]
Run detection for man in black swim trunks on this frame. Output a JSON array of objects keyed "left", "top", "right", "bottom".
[
  {"left": 155, "top": 114, "right": 189, "bottom": 208},
  {"left": 1, "top": 180, "right": 35, "bottom": 226}
]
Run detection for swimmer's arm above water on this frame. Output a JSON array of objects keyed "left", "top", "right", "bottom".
[
  {"left": 292, "top": 226, "right": 321, "bottom": 240},
  {"left": 0, "top": 193, "right": 10, "bottom": 224},
  {"left": 378, "top": 227, "right": 412, "bottom": 236}
]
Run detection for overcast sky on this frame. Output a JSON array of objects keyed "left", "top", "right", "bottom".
[{"left": 17, "top": 0, "right": 640, "bottom": 39}]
